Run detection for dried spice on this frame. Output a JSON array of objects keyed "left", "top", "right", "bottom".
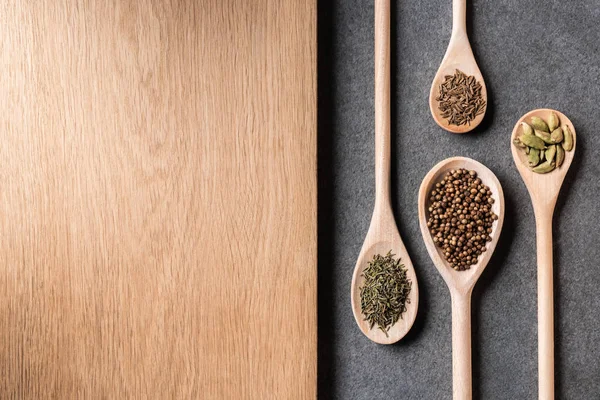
[
  {"left": 521, "top": 133, "right": 546, "bottom": 149},
  {"left": 436, "top": 69, "right": 486, "bottom": 126},
  {"left": 563, "top": 125, "right": 574, "bottom": 151},
  {"left": 545, "top": 145, "right": 557, "bottom": 163},
  {"left": 426, "top": 169, "right": 498, "bottom": 271},
  {"left": 530, "top": 116, "right": 549, "bottom": 133},
  {"left": 532, "top": 160, "right": 556, "bottom": 173},
  {"left": 528, "top": 148, "right": 541, "bottom": 167},
  {"left": 534, "top": 129, "right": 553, "bottom": 144},
  {"left": 513, "top": 112, "right": 574, "bottom": 174},
  {"left": 556, "top": 144, "right": 565, "bottom": 167},
  {"left": 359, "top": 252, "right": 411, "bottom": 336},
  {"left": 550, "top": 127, "right": 564, "bottom": 143},
  {"left": 547, "top": 113, "right": 559, "bottom": 132}
]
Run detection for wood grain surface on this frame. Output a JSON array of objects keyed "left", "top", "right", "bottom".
[{"left": 0, "top": 1, "right": 316, "bottom": 398}]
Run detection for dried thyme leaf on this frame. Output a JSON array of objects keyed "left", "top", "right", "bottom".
[{"left": 359, "top": 251, "right": 411, "bottom": 336}]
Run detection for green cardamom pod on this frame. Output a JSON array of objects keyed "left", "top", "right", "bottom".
[
  {"left": 556, "top": 144, "right": 565, "bottom": 167},
  {"left": 563, "top": 125, "right": 574, "bottom": 151},
  {"left": 540, "top": 148, "right": 545, "bottom": 162},
  {"left": 521, "top": 122, "right": 534, "bottom": 136},
  {"left": 545, "top": 144, "right": 557, "bottom": 163},
  {"left": 513, "top": 138, "right": 526, "bottom": 148},
  {"left": 531, "top": 116, "right": 550, "bottom": 133},
  {"left": 528, "top": 148, "right": 540, "bottom": 167},
  {"left": 525, "top": 146, "right": 530, "bottom": 155},
  {"left": 532, "top": 160, "right": 556, "bottom": 174},
  {"left": 547, "top": 112, "right": 560, "bottom": 132},
  {"left": 534, "top": 129, "right": 554, "bottom": 144},
  {"left": 520, "top": 134, "right": 546, "bottom": 149},
  {"left": 550, "top": 127, "right": 563, "bottom": 143}
]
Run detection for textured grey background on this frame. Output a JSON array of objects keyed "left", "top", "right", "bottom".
[{"left": 317, "top": 1, "right": 599, "bottom": 399}]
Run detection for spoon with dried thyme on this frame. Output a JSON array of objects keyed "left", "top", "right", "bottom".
[
  {"left": 418, "top": 157, "right": 505, "bottom": 400},
  {"left": 510, "top": 109, "right": 576, "bottom": 400},
  {"left": 429, "top": 0, "right": 487, "bottom": 134},
  {"left": 350, "top": 0, "right": 419, "bottom": 345}
]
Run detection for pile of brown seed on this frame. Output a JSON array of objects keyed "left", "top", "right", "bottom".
[
  {"left": 437, "top": 69, "right": 486, "bottom": 126},
  {"left": 426, "top": 169, "right": 498, "bottom": 271}
]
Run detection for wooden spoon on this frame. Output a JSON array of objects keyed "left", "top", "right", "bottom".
[
  {"left": 429, "top": 0, "right": 487, "bottom": 134},
  {"left": 510, "top": 109, "right": 576, "bottom": 400},
  {"left": 418, "top": 157, "right": 505, "bottom": 399},
  {"left": 350, "top": 0, "right": 419, "bottom": 345}
]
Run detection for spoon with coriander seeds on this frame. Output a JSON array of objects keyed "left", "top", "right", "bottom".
[
  {"left": 511, "top": 109, "right": 576, "bottom": 400},
  {"left": 429, "top": 0, "right": 487, "bottom": 133},
  {"left": 350, "top": 0, "right": 419, "bottom": 345},
  {"left": 418, "top": 157, "right": 504, "bottom": 400}
]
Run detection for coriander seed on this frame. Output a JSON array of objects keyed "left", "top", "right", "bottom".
[{"left": 426, "top": 169, "right": 497, "bottom": 271}]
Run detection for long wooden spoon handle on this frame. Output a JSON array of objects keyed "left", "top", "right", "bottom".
[
  {"left": 451, "top": 290, "right": 472, "bottom": 400},
  {"left": 536, "top": 213, "right": 554, "bottom": 400},
  {"left": 452, "top": 0, "right": 467, "bottom": 36},
  {"left": 374, "top": 0, "right": 391, "bottom": 206}
]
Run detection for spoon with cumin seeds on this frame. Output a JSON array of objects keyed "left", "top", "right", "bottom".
[{"left": 429, "top": 0, "right": 487, "bottom": 133}]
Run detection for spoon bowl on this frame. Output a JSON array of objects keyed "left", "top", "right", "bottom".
[
  {"left": 351, "top": 221, "right": 419, "bottom": 345},
  {"left": 418, "top": 157, "right": 504, "bottom": 399},
  {"left": 511, "top": 108, "right": 576, "bottom": 205},
  {"left": 429, "top": 0, "right": 487, "bottom": 134},
  {"left": 418, "top": 157, "right": 504, "bottom": 291}
]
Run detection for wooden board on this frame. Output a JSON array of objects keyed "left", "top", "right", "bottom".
[{"left": 0, "top": 1, "right": 316, "bottom": 398}]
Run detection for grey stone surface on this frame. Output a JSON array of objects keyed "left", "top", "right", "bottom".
[{"left": 317, "top": 1, "right": 600, "bottom": 399}]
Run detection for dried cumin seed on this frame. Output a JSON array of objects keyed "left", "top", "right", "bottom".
[{"left": 436, "top": 69, "right": 485, "bottom": 126}]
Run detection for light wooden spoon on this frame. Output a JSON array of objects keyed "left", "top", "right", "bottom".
[
  {"left": 350, "top": 0, "right": 419, "bottom": 345},
  {"left": 511, "top": 109, "right": 576, "bottom": 400},
  {"left": 418, "top": 157, "right": 505, "bottom": 400},
  {"left": 429, "top": 0, "right": 487, "bottom": 134}
]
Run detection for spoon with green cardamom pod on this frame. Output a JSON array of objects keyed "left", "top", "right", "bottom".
[
  {"left": 429, "top": 0, "right": 487, "bottom": 134},
  {"left": 511, "top": 109, "right": 576, "bottom": 400},
  {"left": 350, "top": 0, "right": 419, "bottom": 345}
]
